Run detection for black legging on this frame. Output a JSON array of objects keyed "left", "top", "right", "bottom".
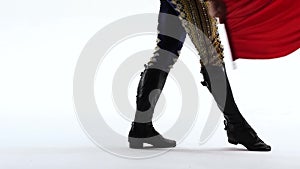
[{"left": 145, "top": 0, "right": 186, "bottom": 72}]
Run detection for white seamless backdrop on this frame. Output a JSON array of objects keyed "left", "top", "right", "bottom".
[{"left": 0, "top": 0, "right": 299, "bottom": 168}]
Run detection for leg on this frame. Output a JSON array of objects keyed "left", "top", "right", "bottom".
[
  {"left": 169, "top": 0, "right": 271, "bottom": 151},
  {"left": 200, "top": 63, "right": 271, "bottom": 151},
  {"left": 128, "top": 0, "right": 187, "bottom": 149}
]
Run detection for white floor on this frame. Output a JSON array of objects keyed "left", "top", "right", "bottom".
[
  {"left": 0, "top": 146, "right": 298, "bottom": 169},
  {"left": 0, "top": 113, "right": 299, "bottom": 169}
]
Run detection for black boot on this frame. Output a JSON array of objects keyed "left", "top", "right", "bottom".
[
  {"left": 128, "top": 122, "right": 176, "bottom": 149},
  {"left": 201, "top": 63, "right": 271, "bottom": 151},
  {"left": 128, "top": 67, "right": 176, "bottom": 149}
]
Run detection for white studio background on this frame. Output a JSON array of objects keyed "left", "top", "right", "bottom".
[{"left": 0, "top": 0, "right": 300, "bottom": 168}]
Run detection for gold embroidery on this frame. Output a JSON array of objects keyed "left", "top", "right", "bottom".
[{"left": 169, "top": 0, "right": 224, "bottom": 66}]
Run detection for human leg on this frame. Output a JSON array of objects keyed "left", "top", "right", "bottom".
[
  {"left": 128, "top": 0, "right": 187, "bottom": 149},
  {"left": 169, "top": 0, "right": 271, "bottom": 151}
]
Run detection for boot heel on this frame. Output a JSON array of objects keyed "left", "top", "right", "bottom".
[
  {"left": 228, "top": 138, "right": 238, "bottom": 145},
  {"left": 128, "top": 138, "right": 144, "bottom": 149}
]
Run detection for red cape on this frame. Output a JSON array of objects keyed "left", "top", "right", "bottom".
[{"left": 223, "top": 0, "right": 300, "bottom": 60}]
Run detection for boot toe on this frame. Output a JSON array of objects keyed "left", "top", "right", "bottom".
[
  {"left": 146, "top": 135, "right": 176, "bottom": 148},
  {"left": 242, "top": 141, "right": 271, "bottom": 151}
]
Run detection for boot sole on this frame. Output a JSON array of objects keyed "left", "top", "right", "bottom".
[
  {"left": 228, "top": 139, "right": 271, "bottom": 151},
  {"left": 128, "top": 137, "right": 176, "bottom": 149}
]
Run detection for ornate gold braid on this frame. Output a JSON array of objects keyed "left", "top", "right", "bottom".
[{"left": 169, "top": 0, "right": 224, "bottom": 66}]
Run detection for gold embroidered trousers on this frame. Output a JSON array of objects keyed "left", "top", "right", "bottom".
[{"left": 146, "top": 0, "right": 225, "bottom": 72}]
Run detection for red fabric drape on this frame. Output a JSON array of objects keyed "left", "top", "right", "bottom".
[{"left": 223, "top": 0, "right": 300, "bottom": 60}]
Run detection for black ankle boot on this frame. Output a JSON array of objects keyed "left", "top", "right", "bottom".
[
  {"left": 128, "top": 122, "right": 176, "bottom": 149},
  {"left": 128, "top": 66, "right": 176, "bottom": 149},
  {"left": 224, "top": 120, "right": 271, "bottom": 151},
  {"left": 201, "top": 63, "right": 271, "bottom": 151}
]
